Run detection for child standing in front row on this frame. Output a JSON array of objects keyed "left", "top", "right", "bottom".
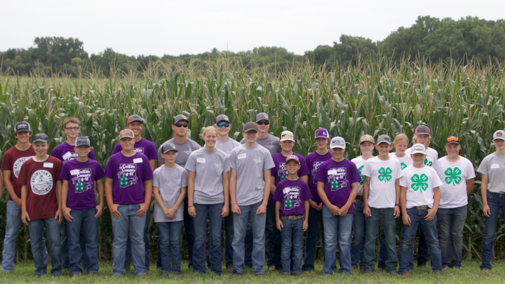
[{"left": 273, "top": 155, "right": 312, "bottom": 276}]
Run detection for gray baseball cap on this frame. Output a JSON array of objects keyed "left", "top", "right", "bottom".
[
  {"left": 161, "top": 143, "right": 178, "bottom": 153},
  {"left": 14, "top": 121, "right": 31, "bottom": 134},
  {"left": 215, "top": 114, "right": 230, "bottom": 124},
  {"left": 76, "top": 136, "right": 91, "bottom": 147},
  {"left": 173, "top": 114, "right": 189, "bottom": 125},
  {"left": 32, "top": 133, "right": 49, "bottom": 143},
  {"left": 255, "top": 112, "right": 270, "bottom": 122},
  {"left": 330, "top": 137, "right": 346, "bottom": 149},
  {"left": 493, "top": 130, "right": 505, "bottom": 141},
  {"left": 377, "top": 135, "right": 392, "bottom": 145},
  {"left": 242, "top": 122, "right": 258, "bottom": 133},
  {"left": 127, "top": 114, "right": 143, "bottom": 124}
]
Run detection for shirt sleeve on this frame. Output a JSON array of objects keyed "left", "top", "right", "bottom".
[
  {"left": 105, "top": 157, "right": 115, "bottom": 179},
  {"left": 223, "top": 155, "right": 230, "bottom": 173},
  {"left": 152, "top": 169, "right": 160, "bottom": 188},
  {"left": 302, "top": 181, "right": 313, "bottom": 201},
  {"left": 395, "top": 160, "right": 404, "bottom": 179},
  {"left": 185, "top": 153, "right": 197, "bottom": 173},
  {"left": 50, "top": 147, "right": 61, "bottom": 161},
  {"left": 298, "top": 156, "right": 310, "bottom": 177},
  {"left": 147, "top": 142, "right": 158, "bottom": 161},
  {"left": 95, "top": 163, "right": 105, "bottom": 180},
  {"left": 17, "top": 162, "right": 28, "bottom": 187},
  {"left": 431, "top": 168, "right": 443, "bottom": 188},
  {"left": 54, "top": 160, "right": 63, "bottom": 181},
  {"left": 362, "top": 161, "right": 371, "bottom": 177},
  {"left": 314, "top": 163, "right": 326, "bottom": 183},
  {"left": 1, "top": 151, "right": 12, "bottom": 171},
  {"left": 349, "top": 161, "right": 361, "bottom": 184},
  {"left": 229, "top": 150, "right": 237, "bottom": 169},
  {"left": 143, "top": 156, "right": 153, "bottom": 181},
  {"left": 465, "top": 159, "right": 476, "bottom": 179},
  {"left": 112, "top": 143, "right": 121, "bottom": 155},
  {"left": 89, "top": 148, "right": 97, "bottom": 160},
  {"left": 263, "top": 151, "right": 275, "bottom": 171},
  {"left": 180, "top": 168, "right": 189, "bottom": 188},
  {"left": 271, "top": 183, "right": 283, "bottom": 203},
  {"left": 400, "top": 171, "right": 408, "bottom": 188},
  {"left": 477, "top": 157, "right": 489, "bottom": 176},
  {"left": 59, "top": 163, "right": 70, "bottom": 181}
]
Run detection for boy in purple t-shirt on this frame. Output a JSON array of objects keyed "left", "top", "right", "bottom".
[
  {"left": 105, "top": 129, "right": 153, "bottom": 277},
  {"left": 315, "top": 136, "right": 361, "bottom": 275},
  {"left": 273, "top": 155, "right": 312, "bottom": 276},
  {"left": 60, "top": 137, "right": 104, "bottom": 276}
]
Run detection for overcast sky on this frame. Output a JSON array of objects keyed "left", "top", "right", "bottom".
[{"left": 2, "top": 0, "right": 504, "bottom": 57}]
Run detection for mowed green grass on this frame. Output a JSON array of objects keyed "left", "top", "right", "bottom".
[{"left": 1, "top": 261, "right": 504, "bottom": 283}]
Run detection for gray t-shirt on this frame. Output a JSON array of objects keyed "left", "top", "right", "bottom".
[
  {"left": 157, "top": 138, "right": 201, "bottom": 167},
  {"left": 153, "top": 164, "right": 188, "bottom": 222},
  {"left": 185, "top": 148, "right": 230, "bottom": 204},
  {"left": 229, "top": 144, "right": 275, "bottom": 206},
  {"left": 240, "top": 134, "right": 281, "bottom": 156},
  {"left": 478, "top": 153, "right": 505, "bottom": 193},
  {"left": 216, "top": 138, "right": 241, "bottom": 155}
]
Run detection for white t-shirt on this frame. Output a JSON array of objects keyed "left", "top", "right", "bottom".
[
  {"left": 434, "top": 156, "right": 475, "bottom": 208},
  {"left": 363, "top": 157, "right": 403, "bottom": 208},
  {"left": 400, "top": 165, "right": 443, "bottom": 208},
  {"left": 477, "top": 153, "right": 505, "bottom": 193},
  {"left": 389, "top": 152, "right": 413, "bottom": 170},
  {"left": 405, "top": 147, "right": 438, "bottom": 167},
  {"left": 351, "top": 156, "right": 368, "bottom": 196}
]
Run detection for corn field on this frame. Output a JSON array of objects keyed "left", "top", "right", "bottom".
[{"left": 1, "top": 56, "right": 505, "bottom": 263}]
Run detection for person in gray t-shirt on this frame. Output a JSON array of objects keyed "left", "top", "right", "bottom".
[
  {"left": 153, "top": 143, "right": 187, "bottom": 275},
  {"left": 240, "top": 112, "right": 281, "bottom": 156}
]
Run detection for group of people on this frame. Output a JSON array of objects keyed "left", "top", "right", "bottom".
[{"left": 1, "top": 112, "right": 504, "bottom": 277}]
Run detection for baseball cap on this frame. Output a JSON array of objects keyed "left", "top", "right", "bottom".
[
  {"left": 330, "top": 137, "right": 346, "bottom": 149},
  {"left": 14, "top": 121, "right": 31, "bottom": 134},
  {"left": 315, "top": 128, "right": 330, "bottom": 139},
  {"left": 242, "top": 122, "right": 258, "bottom": 133},
  {"left": 285, "top": 155, "right": 300, "bottom": 164},
  {"left": 445, "top": 136, "right": 460, "bottom": 145},
  {"left": 173, "top": 114, "right": 189, "bottom": 125},
  {"left": 493, "top": 130, "right": 505, "bottom": 141},
  {"left": 119, "top": 129, "right": 134, "bottom": 140},
  {"left": 76, "top": 137, "right": 91, "bottom": 147},
  {"left": 255, "top": 112, "right": 270, "bottom": 122},
  {"left": 377, "top": 135, "right": 392, "bottom": 145},
  {"left": 215, "top": 114, "right": 230, "bottom": 124},
  {"left": 411, "top": 143, "right": 427, "bottom": 155},
  {"left": 359, "top": 134, "right": 375, "bottom": 144},
  {"left": 32, "top": 133, "right": 49, "bottom": 143},
  {"left": 161, "top": 143, "right": 178, "bottom": 153},
  {"left": 415, "top": 125, "right": 431, "bottom": 136},
  {"left": 280, "top": 131, "right": 295, "bottom": 142},
  {"left": 127, "top": 114, "right": 143, "bottom": 124}
]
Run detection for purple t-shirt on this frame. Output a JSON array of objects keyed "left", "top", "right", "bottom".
[
  {"left": 51, "top": 141, "right": 96, "bottom": 163},
  {"left": 305, "top": 151, "right": 333, "bottom": 204},
  {"left": 272, "top": 178, "right": 312, "bottom": 217},
  {"left": 105, "top": 152, "right": 153, "bottom": 205},
  {"left": 112, "top": 138, "right": 158, "bottom": 161},
  {"left": 59, "top": 159, "right": 104, "bottom": 210},
  {"left": 314, "top": 158, "right": 361, "bottom": 214},
  {"left": 270, "top": 152, "right": 310, "bottom": 203}
]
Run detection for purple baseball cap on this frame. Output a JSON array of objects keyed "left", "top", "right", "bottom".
[{"left": 315, "top": 128, "right": 330, "bottom": 139}]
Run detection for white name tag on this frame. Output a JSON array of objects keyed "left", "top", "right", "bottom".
[
  {"left": 70, "top": 169, "right": 80, "bottom": 176},
  {"left": 491, "top": 164, "right": 500, "bottom": 169},
  {"left": 197, "top": 158, "right": 206, "bottom": 163},
  {"left": 238, "top": 153, "right": 246, "bottom": 159},
  {"left": 133, "top": 158, "right": 143, "bottom": 164},
  {"left": 62, "top": 152, "right": 72, "bottom": 161},
  {"left": 43, "top": 162, "right": 54, "bottom": 168},
  {"left": 328, "top": 169, "right": 337, "bottom": 175}
]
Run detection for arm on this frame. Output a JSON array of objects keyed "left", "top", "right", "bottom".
[
  {"left": 275, "top": 200, "right": 283, "bottom": 231},
  {"left": 400, "top": 186, "right": 410, "bottom": 225},
  {"left": 339, "top": 182, "right": 359, "bottom": 216},
  {"left": 303, "top": 200, "right": 309, "bottom": 231},
  {"left": 221, "top": 172, "right": 229, "bottom": 217},
  {"left": 105, "top": 177, "right": 120, "bottom": 219},
  {"left": 136, "top": 179, "right": 153, "bottom": 217},
  {"left": 270, "top": 177, "right": 276, "bottom": 195},
  {"left": 153, "top": 186, "right": 170, "bottom": 219},
  {"left": 394, "top": 178, "right": 400, "bottom": 218},
  {"left": 95, "top": 179, "right": 104, "bottom": 218},
  {"left": 256, "top": 169, "right": 271, "bottom": 215},
  {"left": 363, "top": 176, "right": 371, "bottom": 217},
  {"left": 301, "top": 175, "right": 308, "bottom": 184},
  {"left": 317, "top": 181, "right": 339, "bottom": 215},
  {"left": 61, "top": 180, "right": 73, "bottom": 222},
  {"left": 3, "top": 170, "right": 21, "bottom": 207},
  {"left": 56, "top": 180, "right": 62, "bottom": 224},
  {"left": 187, "top": 171, "right": 196, "bottom": 217},
  {"left": 481, "top": 174, "right": 490, "bottom": 217},
  {"left": 149, "top": 160, "right": 156, "bottom": 172},
  {"left": 466, "top": 178, "right": 475, "bottom": 196},
  {"left": 230, "top": 169, "right": 240, "bottom": 214},
  {"left": 425, "top": 186, "right": 441, "bottom": 221},
  {"left": 21, "top": 185, "right": 30, "bottom": 225}
]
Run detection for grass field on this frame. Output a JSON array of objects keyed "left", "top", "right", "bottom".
[{"left": 0, "top": 261, "right": 504, "bottom": 283}]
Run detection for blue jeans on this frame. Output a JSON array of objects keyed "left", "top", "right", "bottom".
[
  {"left": 111, "top": 204, "right": 146, "bottom": 276},
  {"left": 398, "top": 208, "right": 442, "bottom": 273},
  {"left": 437, "top": 205, "right": 467, "bottom": 269},
  {"left": 322, "top": 205, "right": 354, "bottom": 275},
  {"left": 67, "top": 208, "right": 99, "bottom": 274},
  {"left": 224, "top": 210, "right": 253, "bottom": 268},
  {"left": 280, "top": 218, "right": 304, "bottom": 274},
  {"left": 125, "top": 200, "right": 151, "bottom": 270},
  {"left": 156, "top": 221, "right": 182, "bottom": 274},
  {"left": 481, "top": 192, "right": 505, "bottom": 270},
  {"left": 416, "top": 227, "right": 428, "bottom": 267},
  {"left": 377, "top": 229, "right": 389, "bottom": 269},
  {"left": 28, "top": 217, "right": 62, "bottom": 276},
  {"left": 350, "top": 199, "right": 365, "bottom": 269},
  {"left": 60, "top": 218, "right": 88, "bottom": 270},
  {"left": 183, "top": 196, "right": 195, "bottom": 267},
  {"left": 363, "top": 208, "right": 398, "bottom": 272},
  {"left": 232, "top": 201, "right": 266, "bottom": 275},
  {"left": 302, "top": 206, "right": 331, "bottom": 271},
  {"left": 266, "top": 201, "right": 282, "bottom": 268},
  {"left": 193, "top": 203, "right": 223, "bottom": 274}
]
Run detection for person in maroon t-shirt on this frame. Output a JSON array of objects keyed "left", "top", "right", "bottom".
[{"left": 19, "top": 133, "right": 63, "bottom": 277}]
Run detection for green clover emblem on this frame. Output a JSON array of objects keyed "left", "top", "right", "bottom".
[
  {"left": 401, "top": 163, "right": 407, "bottom": 170},
  {"left": 120, "top": 176, "right": 129, "bottom": 186},
  {"left": 312, "top": 173, "right": 317, "bottom": 184},
  {"left": 411, "top": 174, "right": 429, "bottom": 192},
  {"left": 444, "top": 167, "right": 462, "bottom": 186},
  {"left": 284, "top": 199, "right": 293, "bottom": 209},
  {"left": 75, "top": 182, "right": 84, "bottom": 192},
  {"left": 424, "top": 159, "right": 433, "bottom": 167},
  {"left": 331, "top": 180, "right": 339, "bottom": 190},
  {"left": 358, "top": 165, "right": 365, "bottom": 185},
  {"left": 280, "top": 174, "right": 287, "bottom": 181},
  {"left": 378, "top": 167, "right": 393, "bottom": 182}
]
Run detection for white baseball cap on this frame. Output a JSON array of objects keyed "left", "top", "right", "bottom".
[
  {"left": 330, "top": 137, "right": 346, "bottom": 149},
  {"left": 411, "top": 143, "right": 426, "bottom": 155}
]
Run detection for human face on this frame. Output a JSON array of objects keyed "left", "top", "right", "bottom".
[
  {"left": 315, "top": 138, "right": 329, "bottom": 150},
  {"left": 445, "top": 143, "right": 460, "bottom": 158},
  {"left": 203, "top": 129, "right": 217, "bottom": 147},
  {"left": 243, "top": 131, "right": 257, "bottom": 143},
  {"left": 359, "top": 141, "right": 374, "bottom": 156},
  {"left": 331, "top": 148, "right": 345, "bottom": 161},
  {"left": 14, "top": 131, "right": 32, "bottom": 144},
  {"left": 64, "top": 122, "right": 81, "bottom": 139},
  {"left": 412, "top": 153, "right": 426, "bottom": 166},
  {"left": 256, "top": 120, "right": 269, "bottom": 134},
  {"left": 128, "top": 121, "right": 143, "bottom": 137},
  {"left": 33, "top": 142, "right": 49, "bottom": 157},
  {"left": 74, "top": 145, "right": 91, "bottom": 158},
  {"left": 394, "top": 140, "right": 408, "bottom": 154},
  {"left": 172, "top": 121, "right": 189, "bottom": 138},
  {"left": 119, "top": 137, "right": 134, "bottom": 151},
  {"left": 416, "top": 134, "right": 430, "bottom": 148},
  {"left": 214, "top": 121, "right": 231, "bottom": 136},
  {"left": 285, "top": 160, "right": 300, "bottom": 175},
  {"left": 279, "top": 140, "right": 295, "bottom": 152},
  {"left": 376, "top": 143, "right": 393, "bottom": 157},
  {"left": 493, "top": 139, "right": 505, "bottom": 151},
  {"left": 161, "top": 151, "right": 177, "bottom": 164}
]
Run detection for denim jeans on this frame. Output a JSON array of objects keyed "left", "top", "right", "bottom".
[
  {"left": 266, "top": 201, "right": 282, "bottom": 268},
  {"left": 183, "top": 196, "right": 195, "bottom": 267},
  {"left": 322, "top": 205, "right": 354, "bottom": 275},
  {"left": 481, "top": 192, "right": 505, "bottom": 270},
  {"left": 156, "top": 221, "right": 182, "bottom": 274},
  {"left": 60, "top": 218, "right": 88, "bottom": 270},
  {"left": 125, "top": 200, "right": 151, "bottom": 270},
  {"left": 437, "top": 205, "right": 467, "bottom": 269},
  {"left": 224, "top": 212, "right": 253, "bottom": 268},
  {"left": 416, "top": 227, "right": 428, "bottom": 267},
  {"left": 28, "top": 217, "right": 62, "bottom": 276},
  {"left": 302, "top": 206, "right": 331, "bottom": 271},
  {"left": 192, "top": 203, "right": 223, "bottom": 274},
  {"left": 350, "top": 199, "right": 365, "bottom": 269},
  {"left": 111, "top": 204, "right": 146, "bottom": 276},
  {"left": 398, "top": 208, "right": 442, "bottom": 273},
  {"left": 377, "top": 229, "right": 389, "bottom": 269},
  {"left": 67, "top": 208, "right": 99, "bottom": 275},
  {"left": 280, "top": 218, "right": 304, "bottom": 274},
  {"left": 363, "top": 207, "right": 398, "bottom": 272},
  {"left": 232, "top": 201, "right": 267, "bottom": 275}
]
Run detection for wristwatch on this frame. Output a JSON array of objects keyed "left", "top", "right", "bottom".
[{"left": 395, "top": 204, "right": 401, "bottom": 207}]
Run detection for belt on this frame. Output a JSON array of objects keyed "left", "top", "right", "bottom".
[
  {"left": 415, "top": 206, "right": 430, "bottom": 210},
  {"left": 281, "top": 215, "right": 304, "bottom": 221}
]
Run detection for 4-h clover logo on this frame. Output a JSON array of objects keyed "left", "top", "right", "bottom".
[
  {"left": 120, "top": 176, "right": 129, "bottom": 186},
  {"left": 401, "top": 163, "right": 407, "bottom": 170},
  {"left": 284, "top": 199, "right": 293, "bottom": 209},
  {"left": 75, "top": 182, "right": 84, "bottom": 192},
  {"left": 378, "top": 167, "right": 393, "bottom": 182},
  {"left": 444, "top": 167, "right": 462, "bottom": 186},
  {"left": 358, "top": 165, "right": 365, "bottom": 185},
  {"left": 411, "top": 174, "right": 429, "bottom": 192},
  {"left": 331, "top": 180, "right": 339, "bottom": 190},
  {"left": 280, "top": 174, "right": 287, "bottom": 181},
  {"left": 424, "top": 159, "right": 433, "bottom": 167}
]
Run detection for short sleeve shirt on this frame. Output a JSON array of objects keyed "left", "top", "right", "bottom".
[
  {"left": 363, "top": 157, "right": 403, "bottom": 208},
  {"left": 389, "top": 152, "right": 413, "bottom": 170},
  {"left": 400, "top": 165, "right": 443, "bottom": 208},
  {"left": 113, "top": 138, "right": 158, "bottom": 161},
  {"left": 350, "top": 156, "right": 368, "bottom": 196},
  {"left": 272, "top": 179, "right": 312, "bottom": 217},
  {"left": 215, "top": 138, "right": 241, "bottom": 155},
  {"left": 477, "top": 153, "right": 505, "bottom": 193},
  {"left": 157, "top": 138, "right": 201, "bottom": 167},
  {"left": 59, "top": 159, "right": 105, "bottom": 210},
  {"left": 305, "top": 151, "right": 333, "bottom": 204},
  {"left": 434, "top": 156, "right": 475, "bottom": 208},
  {"left": 405, "top": 147, "right": 438, "bottom": 167},
  {"left": 1, "top": 146, "right": 35, "bottom": 200},
  {"left": 240, "top": 134, "right": 281, "bottom": 156},
  {"left": 153, "top": 165, "right": 188, "bottom": 222},
  {"left": 51, "top": 141, "right": 96, "bottom": 163}
]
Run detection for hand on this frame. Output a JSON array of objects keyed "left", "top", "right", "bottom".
[
  {"left": 402, "top": 212, "right": 411, "bottom": 226},
  {"left": 363, "top": 205, "right": 371, "bottom": 217},
  {"left": 110, "top": 204, "right": 121, "bottom": 219},
  {"left": 56, "top": 209, "right": 63, "bottom": 225},
  {"left": 424, "top": 208, "right": 437, "bottom": 221},
  {"left": 483, "top": 204, "right": 491, "bottom": 217},
  {"left": 14, "top": 198, "right": 22, "bottom": 209},
  {"left": 316, "top": 203, "right": 323, "bottom": 211},
  {"left": 232, "top": 203, "right": 241, "bottom": 215},
  {"left": 303, "top": 220, "right": 308, "bottom": 231},
  {"left": 62, "top": 207, "right": 74, "bottom": 222},
  {"left": 165, "top": 207, "right": 176, "bottom": 219},
  {"left": 276, "top": 219, "right": 283, "bottom": 231},
  {"left": 309, "top": 200, "right": 319, "bottom": 210},
  {"left": 393, "top": 206, "right": 400, "bottom": 219},
  {"left": 188, "top": 206, "right": 196, "bottom": 217},
  {"left": 221, "top": 205, "right": 229, "bottom": 218},
  {"left": 21, "top": 211, "right": 31, "bottom": 225},
  {"left": 329, "top": 204, "right": 340, "bottom": 216},
  {"left": 135, "top": 203, "right": 149, "bottom": 217},
  {"left": 339, "top": 205, "right": 349, "bottom": 216},
  {"left": 256, "top": 204, "right": 267, "bottom": 215},
  {"left": 95, "top": 204, "right": 104, "bottom": 219}
]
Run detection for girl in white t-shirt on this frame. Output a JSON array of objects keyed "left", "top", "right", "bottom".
[{"left": 390, "top": 134, "right": 413, "bottom": 170}]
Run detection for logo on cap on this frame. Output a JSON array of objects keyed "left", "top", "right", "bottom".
[{"left": 499, "top": 132, "right": 502, "bottom": 136}]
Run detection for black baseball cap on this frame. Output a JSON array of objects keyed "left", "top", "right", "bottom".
[
  {"left": 14, "top": 121, "right": 31, "bottom": 134},
  {"left": 173, "top": 114, "right": 189, "bottom": 125},
  {"left": 32, "top": 133, "right": 49, "bottom": 143},
  {"left": 127, "top": 114, "right": 143, "bottom": 124}
]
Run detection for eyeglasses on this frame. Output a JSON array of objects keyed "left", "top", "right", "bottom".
[
  {"left": 174, "top": 124, "right": 188, "bottom": 128},
  {"left": 447, "top": 137, "right": 459, "bottom": 142},
  {"left": 217, "top": 123, "right": 230, "bottom": 128},
  {"left": 65, "top": 127, "right": 80, "bottom": 131},
  {"left": 257, "top": 121, "right": 269, "bottom": 126}
]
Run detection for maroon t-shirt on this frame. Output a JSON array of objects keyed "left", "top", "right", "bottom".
[
  {"left": 17, "top": 156, "right": 62, "bottom": 220},
  {"left": 1, "top": 146, "right": 36, "bottom": 201}
]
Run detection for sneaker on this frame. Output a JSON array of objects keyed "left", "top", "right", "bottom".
[
  {"left": 268, "top": 265, "right": 276, "bottom": 271},
  {"left": 389, "top": 271, "right": 398, "bottom": 275},
  {"left": 233, "top": 269, "right": 243, "bottom": 275},
  {"left": 293, "top": 273, "right": 301, "bottom": 276},
  {"left": 434, "top": 271, "right": 442, "bottom": 275},
  {"left": 227, "top": 266, "right": 234, "bottom": 271},
  {"left": 401, "top": 271, "right": 410, "bottom": 275},
  {"left": 364, "top": 270, "right": 372, "bottom": 274}
]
